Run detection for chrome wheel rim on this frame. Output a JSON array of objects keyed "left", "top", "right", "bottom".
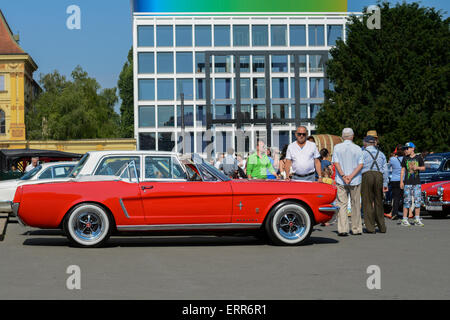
[
  {"left": 276, "top": 211, "right": 306, "bottom": 240},
  {"left": 73, "top": 211, "right": 105, "bottom": 242}
]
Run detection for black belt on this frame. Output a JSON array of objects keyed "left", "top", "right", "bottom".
[{"left": 294, "top": 172, "right": 315, "bottom": 178}]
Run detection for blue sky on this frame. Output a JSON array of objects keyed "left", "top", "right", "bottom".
[{"left": 1, "top": 1, "right": 448, "bottom": 113}]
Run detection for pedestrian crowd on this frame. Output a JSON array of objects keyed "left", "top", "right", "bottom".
[{"left": 213, "top": 126, "right": 427, "bottom": 235}]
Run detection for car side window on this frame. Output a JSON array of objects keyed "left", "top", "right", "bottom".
[
  {"left": 144, "top": 156, "right": 186, "bottom": 180},
  {"left": 443, "top": 160, "right": 450, "bottom": 172},
  {"left": 95, "top": 157, "right": 141, "bottom": 177},
  {"left": 54, "top": 166, "right": 74, "bottom": 178},
  {"left": 38, "top": 168, "right": 53, "bottom": 179}
]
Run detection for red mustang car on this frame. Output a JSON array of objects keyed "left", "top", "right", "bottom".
[
  {"left": 11, "top": 153, "right": 337, "bottom": 248},
  {"left": 422, "top": 180, "right": 450, "bottom": 218}
]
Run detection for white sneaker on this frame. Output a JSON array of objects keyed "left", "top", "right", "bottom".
[
  {"left": 414, "top": 218, "right": 424, "bottom": 227},
  {"left": 401, "top": 219, "right": 411, "bottom": 227}
]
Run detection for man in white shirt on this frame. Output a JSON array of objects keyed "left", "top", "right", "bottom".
[
  {"left": 284, "top": 126, "right": 321, "bottom": 182},
  {"left": 25, "top": 157, "right": 39, "bottom": 172},
  {"left": 332, "top": 128, "right": 364, "bottom": 236}
]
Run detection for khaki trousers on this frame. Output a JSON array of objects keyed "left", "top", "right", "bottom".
[{"left": 336, "top": 184, "right": 362, "bottom": 234}]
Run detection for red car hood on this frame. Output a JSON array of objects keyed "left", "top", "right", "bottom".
[{"left": 422, "top": 180, "right": 450, "bottom": 195}]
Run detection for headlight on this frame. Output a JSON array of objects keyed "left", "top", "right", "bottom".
[{"left": 437, "top": 186, "right": 444, "bottom": 197}]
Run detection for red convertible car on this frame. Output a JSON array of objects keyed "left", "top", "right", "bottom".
[
  {"left": 11, "top": 153, "right": 337, "bottom": 247},
  {"left": 422, "top": 180, "right": 450, "bottom": 218}
]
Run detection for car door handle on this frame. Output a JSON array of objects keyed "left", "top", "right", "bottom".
[{"left": 141, "top": 186, "right": 154, "bottom": 190}]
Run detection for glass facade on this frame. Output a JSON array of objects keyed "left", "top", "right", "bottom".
[{"left": 135, "top": 16, "right": 346, "bottom": 153}]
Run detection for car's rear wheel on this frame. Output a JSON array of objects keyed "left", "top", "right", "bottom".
[
  {"left": 265, "top": 202, "right": 313, "bottom": 246},
  {"left": 64, "top": 203, "right": 111, "bottom": 248}
]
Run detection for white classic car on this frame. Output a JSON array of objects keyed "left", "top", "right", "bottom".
[{"left": 0, "top": 161, "right": 77, "bottom": 212}]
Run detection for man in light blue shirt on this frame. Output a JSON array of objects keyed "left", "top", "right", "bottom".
[
  {"left": 361, "top": 135, "right": 389, "bottom": 233},
  {"left": 332, "top": 128, "right": 364, "bottom": 236}
]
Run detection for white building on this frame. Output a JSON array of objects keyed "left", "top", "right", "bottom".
[{"left": 132, "top": 4, "right": 352, "bottom": 155}]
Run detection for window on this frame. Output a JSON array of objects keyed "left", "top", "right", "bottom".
[
  {"left": 38, "top": 168, "right": 52, "bottom": 179},
  {"left": 275, "top": 131, "right": 290, "bottom": 149},
  {"left": 309, "top": 55, "right": 324, "bottom": 72},
  {"left": 0, "top": 109, "right": 4, "bottom": 133},
  {"left": 252, "top": 55, "right": 265, "bottom": 72},
  {"left": 156, "top": 25, "right": 173, "bottom": 47},
  {"left": 290, "top": 78, "right": 307, "bottom": 99},
  {"left": 197, "top": 79, "right": 205, "bottom": 99},
  {"left": 214, "top": 25, "right": 230, "bottom": 46},
  {"left": 137, "top": 26, "right": 154, "bottom": 47},
  {"left": 272, "top": 78, "right": 288, "bottom": 98},
  {"left": 290, "top": 25, "right": 306, "bottom": 46},
  {"left": 196, "top": 105, "right": 206, "bottom": 126},
  {"left": 176, "top": 52, "right": 193, "bottom": 73},
  {"left": 271, "top": 25, "right": 287, "bottom": 46},
  {"left": 271, "top": 55, "right": 288, "bottom": 72},
  {"left": 39, "top": 165, "right": 74, "bottom": 179},
  {"left": 309, "top": 25, "right": 324, "bottom": 46},
  {"left": 158, "top": 133, "right": 175, "bottom": 151},
  {"left": 310, "top": 104, "right": 321, "bottom": 118},
  {"left": 253, "top": 78, "right": 265, "bottom": 98},
  {"left": 290, "top": 104, "right": 308, "bottom": 119},
  {"left": 239, "top": 78, "right": 251, "bottom": 99},
  {"left": 240, "top": 105, "right": 251, "bottom": 123},
  {"left": 214, "top": 105, "right": 232, "bottom": 120},
  {"left": 157, "top": 79, "right": 174, "bottom": 100},
  {"left": 139, "top": 106, "right": 155, "bottom": 127},
  {"left": 214, "top": 55, "right": 232, "bottom": 73},
  {"left": 157, "top": 105, "right": 175, "bottom": 127},
  {"left": 177, "top": 132, "right": 195, "bottom": 154},
  {"left": 176, "top": 25, "right": 192, "bottom": 47},
  {"left": 290, "top": 55, "right": 306, "bottom": 72},
  {"left": 139, "top": 133, "right": 156, "bottom": 150},
  {"left": 327, "top": 25, "right": 343, "bottom": 46},
  {"left": 138, "top": 53, "right": 154, "bottom": 74},
  {"left": 216, "top": 131, "right": 232, "bottom": 153},
  {"left": 138, "top": 79, "right": 155, "bottom": 101},
  {"left": 253, "top": 105, "right": 266, "bottom": 120},
  {"left": 237, "top": 55, "right": 250, "bottom": 72},
  {"left": 252, "top": 25, "right": 268, "bottom": 46},
  {"left": 176, "top": 79, "right": 194, "bottom": 100},
  {"left": 195, "top": 25, "right": 211, "bottom": 46},
  {"left": 157, "top": 52, "right": 174, "bottom": 73},
  {"left": 95, "top": 156, "right": 141, "bottom": 177},
  {"left": 272, "top": 104, "right": 289, "bottom": 121},
  {"left": 310, "top": 78, "right": 324, "bottom": 98},
  {"left": 0, "top": 75, "right": 5, "bottom": 91},
  {"left": 215, "top": 79, "right": 232, "bottom": 99},
  {"left": 196, "top": 132, "right": 212, "bottom": 153},
  {"left": 177, "top": 105, "right": 194, "bottom": 127},
  {"left": 233, "top": 25, "right": 249, "bottom": 46}
]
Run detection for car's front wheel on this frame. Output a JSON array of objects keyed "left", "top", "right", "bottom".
[
  {"left": 265, "top": 202, "right": 313, "bottom": 246},
  {"left": 64, "top": 203, "right": 112, "bottom": 248}
]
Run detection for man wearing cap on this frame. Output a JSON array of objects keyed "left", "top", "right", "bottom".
[
  {"left": 400, "top": 142, "right": 425, "bottom": 227},
  {"left": 361, "top": 135, "right": 389, "bottom": 233},
  {"left": 332, "top": 128, "right": 364, "bottom": 236}
]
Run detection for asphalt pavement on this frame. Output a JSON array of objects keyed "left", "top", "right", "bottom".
[{"left": 0, "top": 215, "right": 449, "bottom": 300}]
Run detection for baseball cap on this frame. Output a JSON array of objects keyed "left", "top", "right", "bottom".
[
  {"left": 363, "top": 135, "right": 376, "bottom": 143},
  {"left": 404, "top": 142, "right": 416, "bottom": 149},
  {"left": 367, "top": 130, "right": 378, "bottom": 138}
]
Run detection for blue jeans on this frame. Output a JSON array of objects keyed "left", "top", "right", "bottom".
[{"left": 292, "top": 174, "right": 315, "bottom": 182}]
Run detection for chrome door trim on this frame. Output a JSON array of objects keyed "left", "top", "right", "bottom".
[
  {"left": 116, "top": 223, "right": 262, "bottom": 231},
  {"left": 119, "top": 199, "right": 130, "bottom": 219}
]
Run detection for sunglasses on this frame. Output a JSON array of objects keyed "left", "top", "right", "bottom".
[{"left": 296, "top": 133, "right": 307, "bottom": 137}]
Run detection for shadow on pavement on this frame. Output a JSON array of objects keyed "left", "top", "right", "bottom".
[{"left": 22, "top": 235, "right": 338, "bottom": 248}]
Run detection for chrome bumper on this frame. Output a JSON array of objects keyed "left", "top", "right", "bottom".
[
  {"left": 318, "top": 206, "right": 339, "bottom": 214},
  {"left": 0, "top": 200, "right": 12, "bottom": 213}
]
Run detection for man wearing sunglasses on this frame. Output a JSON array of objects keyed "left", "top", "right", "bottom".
[{"left": 284, "top": 126, "right": 321, "bottom": 182}]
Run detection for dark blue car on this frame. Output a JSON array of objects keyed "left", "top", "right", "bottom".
[{"left": 420, "top": 152, "right": 450, "bottom": 183}]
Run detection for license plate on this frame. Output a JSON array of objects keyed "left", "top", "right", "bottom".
[{"left": 426, "top": 205, "right": 443, "bottom": 211}]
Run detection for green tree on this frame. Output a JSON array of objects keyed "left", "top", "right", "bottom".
[
  {"left": 316, "top": 2, "right": 450, "bottom": 154},
  {"left": 117, "top": 48, "right": 134, "bottom": 138},
  {"left": 26, "top": 66, "right": 120, "bottom": 140}
]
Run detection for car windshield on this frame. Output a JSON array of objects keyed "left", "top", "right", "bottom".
[
  {"left": 191, "top": 154, "right": 231, "bottom": 182},
  {"left": 424, "top": 157, "right": 442, "bottom": 172},
  {"left": 69, "top": 153, "right": 89, "bottom": 177},
  {"left": 19, "top": 165, "right": 42, "bottom": 180}
]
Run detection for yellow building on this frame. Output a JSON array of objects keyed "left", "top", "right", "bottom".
[{"left": 0, "top": 10, "right": 40, "bottom": 143}]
